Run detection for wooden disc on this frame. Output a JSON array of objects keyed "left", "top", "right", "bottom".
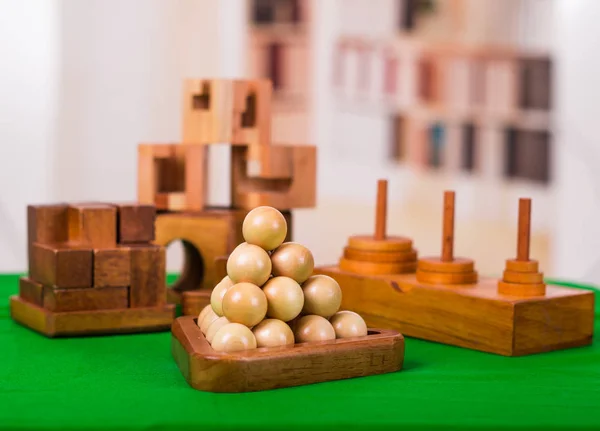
[
  {"left": 416, "top": 270, "right": 478, "bottom": 285},
  {"left": 339, "top": 258, "right": 416, "bottom": 275},
  {"left": 347, "top": 235, "right": 413, "bottom": 252},
  {"left": 498, "top": 280, "right": 546, "bottom": 297},
  {"left": 417, "top": 257, "right": 474, "bottom": 273},
  {"left": 502, "top": 270, "right": 544, "bottom": 284},
  {"left": 505, "top": 259, "right": 539, "bottom": 273},
  {"left": 343, "top": 247, "right": 417, "bottom": 263}
]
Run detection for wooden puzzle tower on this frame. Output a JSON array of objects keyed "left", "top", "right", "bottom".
[
  {"left": 316, "top": 179, "right": 594, "bottom": 356},
  {"left": 137, "top": 78, "right": 317, "bottom": 313}
]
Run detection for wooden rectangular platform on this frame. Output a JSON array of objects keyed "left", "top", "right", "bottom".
[
  {"left": 171, "top": 316, "right": 405, "bottom": 392},
  {"left": 315, "top": 266, "right": 595, "bottom": 356},
  {"left": 10, "top": 295, "right": 175, "bottom": 337}
]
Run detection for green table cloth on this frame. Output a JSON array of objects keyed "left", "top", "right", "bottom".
[{"left": 0, "top": 274, "right": 599, "bottom": 431}]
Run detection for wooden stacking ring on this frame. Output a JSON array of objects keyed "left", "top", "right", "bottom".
[
  {"left": 498, "top": 280, "right": 546, "bottom": 297},
  {"left": 347, "top": 235, "right": 413, "bottom": 252},
  {"left": 343, "top": 247, "right": 417, "bottom": 263},
  {"left": 416, "top": 270, "right": 478, "bottom": 285},
  {"left": 505, "top": 259, "right": 539, "bottom": 273},
  {"left": 502, "top": 270, "right": 544, "bottom": 284},
  {"left": 417, "top": 257, "right": 474, "bottom": 274},
  {"left": 339, "top": 258, "right": 416, "bottom": 275}
]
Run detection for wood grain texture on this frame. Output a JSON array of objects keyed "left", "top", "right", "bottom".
[
  {"left": 27, "top": 204, "right": 68, "bottom": 269},
  {"left": 43, "top": 286, "right": 129, "bottom": 312},
  {"left": 181, "top": 290, "right": 211, "bottom": 317},
  {"left": 117, "top": 203, "right": 156, "bottom": 244},
  {"left": 94, "top": 248, "right": 131, "bottom": 287},
  {"left": 214, "top": 255, "right": 228, "bottom": 281},
  {"left": 171, "top": 316, "right": 404, "bottom": 393},
  {"left": 19, "top": 277, "right": 43, "bottom": 306},
  {"left": 30, "top": 242, "right": 93, "bottom": 288},
  {"left": 182, "top": 79, "right": 272, "bottom": 146},
  {"left": 68, "top": 204, "right": 117, "bottom": 248},
  {"left": 314, "top": 265, "right": 594, "bottom": 356},
  {"left": 231, "top": 144, "right": 316, "bottom": 210},
  {"left": 10, "top": 295, "right": 175, "bottom": 337},
  {"left": 129, "top": 245, "right": 166, "bottom": 308}
]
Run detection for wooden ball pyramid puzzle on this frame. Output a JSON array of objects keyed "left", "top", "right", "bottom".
[
  {"left": 171, "top": 206, "right": 405, "bottom": 392},
  {"left": 316, "top": 180, "right": 595, "bottom": 357}
]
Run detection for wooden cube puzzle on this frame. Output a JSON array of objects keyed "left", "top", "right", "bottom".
[
  {"left": 10, "top": 203, "right": 175, "bottom": 337},
  {"left": 136, "top": 78, "right": 317, "bottom": 308}
]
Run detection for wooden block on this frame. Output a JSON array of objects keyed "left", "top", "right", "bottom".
[
  {"left": 117, "top": 203, "right": 156, "bottom": 244},
  {"left": 155, "top": 209, "right": 293, "bottom": 303},
  {"left": 30, "top": 243, "right": 93, "bottom": 288},
  {"left": 137, "top": 144, "right": 207, "bottom": 212},
  {"left": 171, "top": 316, "right": 404, "bottom": 393},
  {"left": 68, "top": 204, "right": 117, "bottom": 248},
  {"left": 181, "top": 290, "right": 211, "bottom": 317},
  {"left": 94, "top": 248, "right": 131, "bottom": 287},
  {"left": 232, "top": 79, "right": 272, "bottom": 147},
  {"left": 43, "top": 286, "right": 129, "bottom": 312},
  {"left": 10, "top": 295, "right": 175, "bottom": 337},
  {"left": 137, "top": 144, "right": 173, "bottom": 205},
  {"left": 181, "top": 144, "right": 207, "bottom": 211},
  {"left": 314, "top": 266, "right": 595, "bottom": 356},
  {"left": 214, "top": 255, "right": 228, "bottom": 281},
  {"left": 231, "top": 144, "right": 317, "bottom": 210},
  {"left": 182, "top": 79, "right": 272, "bottom": 146},
  {"left": 129, "top": 245, "right": 166, "bottom": 308},
  {"left": 27, "top": 204, "right": 69, "bottom": 266},
  {"left": 19, "top": 277, "right": 43, "bottom": 306}
]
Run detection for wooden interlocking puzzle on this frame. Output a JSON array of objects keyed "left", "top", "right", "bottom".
[{"left": 11, "top": 203, "right": 175, "bottom": 337}]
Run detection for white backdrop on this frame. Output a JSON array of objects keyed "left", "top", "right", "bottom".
[{"left": 2, "top": 0, "right": 600, "bottom": 284}]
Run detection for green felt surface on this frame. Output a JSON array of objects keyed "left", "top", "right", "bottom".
[{"left": 1, "top": 274, "right": 599, "bottom": 431}]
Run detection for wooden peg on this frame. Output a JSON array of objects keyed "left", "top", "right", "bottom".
[
  {"left": 374, "top": 179, "right": 388, "bottom": 241},
  {"left": 517, "top": 198, "right": 531, "bottom": 261},
  {"left": 441, "top": 191, "right": 455, "bottom": 262}
]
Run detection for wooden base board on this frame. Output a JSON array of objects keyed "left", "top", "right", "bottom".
[
  {"left": 181, "top": 290, "right": 211, "bottom": 317},
  {"left": 315, "top": 266, "right": 595, "bottom": 357},
  {"left": 171, "top": 316, "right": 405, "bottom": 393},
  {"left": 10, "top": 295, "right": 175, "bottom": 337}
]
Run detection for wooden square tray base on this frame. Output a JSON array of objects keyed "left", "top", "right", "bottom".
[
  {"left": 10, "top": 295, "right": 176, "bottom": 337},
  {"left": 315, "top": 266, "right": 595, "bottom": 356},
  {"left": 171, "top": 316, "right": 405, "bottom": 393}
]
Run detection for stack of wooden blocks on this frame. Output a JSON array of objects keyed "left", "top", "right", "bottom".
[
  {"left": 138, "top": 79, "right": 316, "bottom": 312},
  {"left": 11, "top": 203, "right": 175, "bottom": 337}
]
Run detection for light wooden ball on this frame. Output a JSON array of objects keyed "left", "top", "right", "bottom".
[
  {"left": 211, "top": 323, "right": 257, "bottom": 352},
  {"left": 243, "top": 206, "right": 288, "bottom": 251},
  {"left": 199, "top": 307, "right": 219, "bottom": 335},
  {"left": 210, "top": 276, "right": 234, "bottom": 316},
  {"left": 262, "top": 276, "right": 304, "bottom": 322},
  {"left": 252, "top": 319, "right": 295, "bottom": 348},
  {"left": 294, "top": 315, "right": 336, "bottom": 343},
  {"left": 227, "top": 242, "right": 272, "bottom": 286},
  {"left": 329, "top": 311, "right": 368, "bottom": 339},
  {"left": 301, "top": 275, "right": 342, "bottom": 318},
  {"left": 270, "top": 242, "right": 314, "bottom": 284},
  {"left": 205, "top": 316, "right": 231, "bottom": 344},
  {"left": 197, "top": 304, "right": 212, "bottom": 327},
  {"left": 222, "top": 282, "right": 268, "bottom": 327}
]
